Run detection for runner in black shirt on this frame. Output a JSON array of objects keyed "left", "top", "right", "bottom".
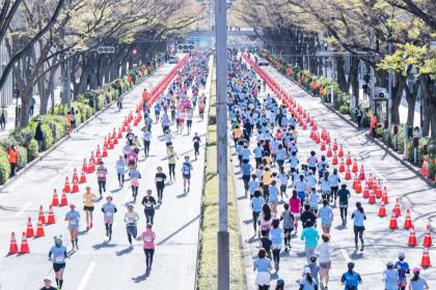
[
  {"left": 300, "top": 204, "right": 317, "bottom": 229},
  {"left": 142, "top": 190, "right": 157, "bottom": 225},
  {"left": 337, "top": 184, "right": 351, "bottom": 225},
  {"left": 155, "top": 166, "right": 167, "bottom": 204},
  {"left": 192, "top": 132, "right": 201, "bottom": 159}
]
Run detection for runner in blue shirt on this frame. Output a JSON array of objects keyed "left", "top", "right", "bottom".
[
  {"left": 253, "top": 142, "right": 264, "bottom": 168},
  {"left": 341, "top": 262, "right": 362, "bottom": 290},
  {"left": 182, "top": 156, "right": 193, "bottom": 193},
  {"left": 248, "top": 174, "right": 259, "bottom": 199},
  {"left": 48, "top": 237, "right": 68, "bottom": 289},
  {"left": 395, "top": 252, "right": 410, "bottom": 290},
  {"left": 251, "top": 191, "right": 264, "bottom": 234},
  {"left": 101, "top": 196, "right": 117, "bottom": 240},
  {"left": 65, "top": 204, "right": 80, "bottom": 250},
  {"left": 241, "top": 159, "right": 253, "bottom": 196}
]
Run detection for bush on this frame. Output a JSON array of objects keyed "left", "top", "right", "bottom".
[
  {"left": 339, "top": 104, "right": 350, "bottom": 115},
  {"left": 429, "top": 162, "right": 436, "bottom": 180},
  {"left": 28, "top": 139, "right": 39, "bottom": 161},
  {"left": 38, "top": 115, "right": 67, "bottom": 142},
  {"left": 17, "top": 145, "right": 28, "bottom": 169},
  {"left": 0, "top": 151, "right": 10, "bottom": 184},
  {"left": 41, "top": 124, "right": 54, "bottom": 151}
]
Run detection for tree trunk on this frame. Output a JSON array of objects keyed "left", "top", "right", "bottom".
[
  {"left": 406, "top": 92, "right": 416, "bottom": 126},
  {"left": 350, "top": 57, "right": 360, "bottom": 107},
  {"left": 19, "top": 90, "right": 31, "bottom": 127},
  {"left": 391, "top": 74, "right": 405, "bottom": 124},
  {"left": 420, "top": 75, "right": 433, "bottom": 138}
]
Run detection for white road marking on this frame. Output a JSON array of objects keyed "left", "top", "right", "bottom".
[
  {"left": 341, "top": 249, "right": 351, "bottom": 263},
  {"left": 15, "top": 201, "right": 32, "bottom": 217},
  {"left": 76, "top": 262, "right": 96, "bottom": 290},
  {"left": 49, "top": 173, "right": 61, "bottom": 185}
]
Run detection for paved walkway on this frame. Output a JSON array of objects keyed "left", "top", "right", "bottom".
[
  {"left": 233, "top": 57, "right": 435, "bottom": 289},
  {"left": 0, "top": 56, "right": 212, "bottom": 290}
]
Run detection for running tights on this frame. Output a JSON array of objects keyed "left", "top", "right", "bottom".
[
  {"left": 132, "top": 186, "right": 138, "bottom": 199},
  {"left": 105, "top": 223, "right": 113, "bottom": 237},
  {"left": 117, "top": 173, "right": 125, "bottom": 184},
  {"left": 156, "top": 184, "right": 165, "bottom": 201},
  {"left": 340, "top": 207, "right": 348, "bottom": 223},
  {"left": 272, "top": 249, "right": 281, "bottom": 267},
  {"left": 144, "top": 248, "right": 155, "bottom": 268},
  {"left": 354, "top": 227, "right": 364, "bottom": 247},
  {"left": 168, "top": 164, "right": 176, "bottom": 180}
]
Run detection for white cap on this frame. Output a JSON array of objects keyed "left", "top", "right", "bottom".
[
  {"left": 303, "top": 267, "right": 311, "bottom": 274},
  {"left": 44, "top": 277, "right": 52, "bottom": 282}
]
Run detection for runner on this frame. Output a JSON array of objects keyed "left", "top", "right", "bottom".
[
  {"left": 341, "top": 262, "right": 362, "bottom": 289},
  {"left": 155, "top": 166, "right": 167, "bottom": 203},
  {"left": 129, "top": 164, "right": 141, "bottom": 202},
  {"left": 115, "top": 155, "right": 126, "bottom": 188},
  {"left": 101, "top": 196, "right": 117, "bottom": 240},
  {"left": 280, "top": 203, "right": 294, "bottom": 250},
  {"left": 299, "top": 267, "right": 318, "bottom": 290},
  {"left": 192, "top": 132, "right": 201, "bottom": 159},
  {"left": 383, "top": 261, "right": 399, "bottom": 290},
  {"left": 48, "top": 237, "right": 68, "bottom": 289},
  {"left": 182, "top": 155, "right": 193, "bottom": 193},
  {"left": 317, "top": 199, "right": 333, "bottom": 236},
  {"left": 253, "top": 248, "right": 273, "bottom": 290},
  {"left": 142, "top": 189, "right": 157, "bottom": 225},
  {"left": 270, "top": 218, "right": 283, "bottom": 271},
  {"left": 167, "top": 145, "right": 178, "bottom": 181},
  {"left": 395, "top": 252, "right": 410, "bottom": 290},
  {"left": 142, "top": 127, "right": 152, "bottom": 156},
  {"left": 142, "top": 224, "right": 156, "bottom": 271},
  {"left": 337, "top": 184, "right": 351, "bottom": 225},
  {"left": 65, "top": 204, "right": 80, "bottom": 250},
  {"left": 317, "top": 234, "right": 332, "bottom": 290},
  {"left": 409, "top": 267, "right": 429, "bottom": 289},
  {"left": 83, "top": 185, "right": 97, "bottom": 230},
  {"left": 351, "top": 202, "right": 366, "bottom": 251},
  {"left": 251, "top": 190, "right": 264, "bottom": 234},
  {"left": 96, "top": 161, "right": 108, "bottom": 198},
  {"left": 124, "top": 204, "right": 140, "bottom": 247}
]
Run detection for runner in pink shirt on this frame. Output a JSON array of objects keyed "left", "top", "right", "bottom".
[
  {"left": 142, "top": 224, "right": 156, "bottom": 271},
  {"left": 289, "top": 190, "right": 301, "bottom": 232}
]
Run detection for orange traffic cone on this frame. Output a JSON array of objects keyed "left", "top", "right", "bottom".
[
  {"left": 315, "top": 133, "right": 321, "bottom": 144},
  {"left": 378, "top": 203, "right": 387, "bottom": 217},
  {"left": 80, "top": 169, "right": 87, "bottom": 183},
  {"left": 352, "top": 158, "right": 358, "bottom": 173},
  {"left": 60, "top": 191, "right": 68, "bottom": 206},
  {"left": 63, "top": 177, "right": 71, "bottom": 193},
  {"left": 369, "top": 191, "right": 376, "bottom": 204},
  {"left": 46, "top": 206, "right": 56, "bottom": 225},
  {"left": 82, "top": 158, "right": 88, "bottom": 174},
  {"left": 19, "top": 232, "right": 29, "bottom": 254},
  {"left": 359, "top": 165, "right": 365, "bottom": 180},
  {"left": 352, "top": 175, "right": 358, "bottom": 189},
  {"left": 332, "top": 152, "right": 338, "bottom": 165},
  {"left": 109, "top": 138, "right": 114, "bottom": 149},
  {"left": 26, "top": 217, "right": 34, "bottom": 238},
  {"left": 408, "top": 226, "right": 417, "bottom": 246},
  {"left": 118, "top": 128, "right": 123, "bottom": 138},
  {"left": 345, "top": 167, "right": 351, "bottom": 180},
  {"left": 404, "top": 208, "right": 413, "bottom": 229},
  {"left": 333, "top": 139, "right": 338, "bottom": 151},
  {"left": 51, "top": 189, "right": 59, "bottom": 207},
  {"left": 71, "top": 179, "right": 79, "bottom": 193},
  {"left": 8, "top": 232, "right": 18, "bottom": 254},
  {"left": 423, "top": 225, "right": 433, "bottom": 247},
  {"left": 346, "top": 152, "right": 352, "bottom": 166},
  {"left": 88, "top": 158, "right": 95, "bottom": 173},
  {"left": 35, "top": 221, "right": 45, "bottom": 237},
  {"left": 320, "top": 142, "right": 326, "bottom": 151},
  {"left": 339, "top": 159, "right": 345, "bottom": 173},
  {"left": 326, "top": 145, "right": 332, "bottom": 157},
  {"left": 382, "top": 187, "right": 389, "bottom": 204},
  {"left": 389, "top": 212, "right": 398, "bottom": 229},
  {"left": 38, "top": 205, "right": 46, "bottom": 225},
  {"left": 355, "top": 179, "right": 362, "bottom": 193},
  {"left": 72, "top": 168, "right": 79, "bottom": 183},
  {"left": 363, "top": 182, "right": 370, "bottom": 198},
  {"left": 338, "top": 145, "right": 344, "bottom": 157},
  {"left": 102, "top": 146, "right": 108, "bottom": 158},
  {"left": 421, "top": 247, "right": 431, "bottom": 267},
  {"left": 393, "top": 199, "right": 402, "bottom": 217}
]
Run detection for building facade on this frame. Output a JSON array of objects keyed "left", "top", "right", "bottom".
[{"left": 0, "top": 40, "right": 14, "bottom": 108}]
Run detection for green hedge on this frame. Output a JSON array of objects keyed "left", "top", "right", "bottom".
[{"left": 0, "top": 63, "right": 157, "bottom": 185}]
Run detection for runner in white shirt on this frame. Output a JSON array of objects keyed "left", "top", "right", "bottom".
[{"left": 317, "top": 234, "right": 333, "bottom": 289}]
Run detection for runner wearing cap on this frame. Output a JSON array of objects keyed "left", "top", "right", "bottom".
[
  {"left": 65, "top": 204, "right": 80, "bottom": 250},
  {"left": 395, "top": 252, "right": 410, "bottom": 290},
  {"left": 40, "top": 277, "right": 57, "bottom": 290},
  {"left": 383, "top": 261, "right": 399, "bottom": 290},
  {"left": 48, "top": 237, "right": 68, "bottom": 289},
  {"left": 299, "top": 266, "right": 318, "bottom": 290},
  {"left": 83, "top": 186, "right": 97, "bottom": 230},
  {"left": 124, "top": 204, "right": 140, "bottom": 247},
  {"left": 409, "top": 267, "right": 429, "bottom": 290}
]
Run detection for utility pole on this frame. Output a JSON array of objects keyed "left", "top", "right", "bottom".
[
  {"left": 388, "top": 42, "right": 393, "bottom": 130},
  {"left": 215, "top": 0, "right": 229, "bottom": 290}
]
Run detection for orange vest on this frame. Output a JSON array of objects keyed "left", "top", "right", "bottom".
[
  {"left": 9, "top": 149, "right": 18, "bottom": 163},
  {"left": 142, "top": 91, "right": 150, "bottom": 100}
]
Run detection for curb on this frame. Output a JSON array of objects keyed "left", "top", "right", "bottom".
[
  {"left": 278, "top": 70, "right": 436, "bottom": 188},
  {"left": 0, "top": 68, "right": 159, "bottom": 192}
]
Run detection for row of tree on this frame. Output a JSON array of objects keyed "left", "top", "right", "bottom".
[
  {"left": 0, "top": 0, "right": 203, "bottom": 126},
  {"left": 231, "top": 0, "right": 435, "bottom": 139}
]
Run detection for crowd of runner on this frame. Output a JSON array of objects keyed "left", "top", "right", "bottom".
[
  {"left": 228, "top": 52, "right": 430, "bottom": 290},
  {"left": 42, "top": 51, "right": 210, "bottom": 290}
]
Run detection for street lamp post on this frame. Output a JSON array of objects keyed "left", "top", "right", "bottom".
[{"left": 215, "top": 0, "right": 229, "bottom": 290}]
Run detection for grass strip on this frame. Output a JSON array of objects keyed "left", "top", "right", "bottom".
[{"left": 197, "top": 63, "right": 245, "bottom": 289}]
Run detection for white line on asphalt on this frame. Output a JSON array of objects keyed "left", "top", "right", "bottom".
[
  {"left": 341, "top": 249, "right": 351, "bottom": 263},
  {"left": 15, "top": 201, "right": 32, "bottom": 217},
  {"left": 48, "top": 173, "right": 61, "bottom": 185},
  {"left": 76, "top": 262, "right": 96, "bottom": 290}
]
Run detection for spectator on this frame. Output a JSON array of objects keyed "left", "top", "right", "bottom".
[
  {"left": 40, "top": 277, "right": 57, "bottom": 290},
  {"left": 8, "top": 145, "right": 19, "bottom": 177},
  {"left": 35, "top": 122, "right": 44, "bottom": 152}
]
